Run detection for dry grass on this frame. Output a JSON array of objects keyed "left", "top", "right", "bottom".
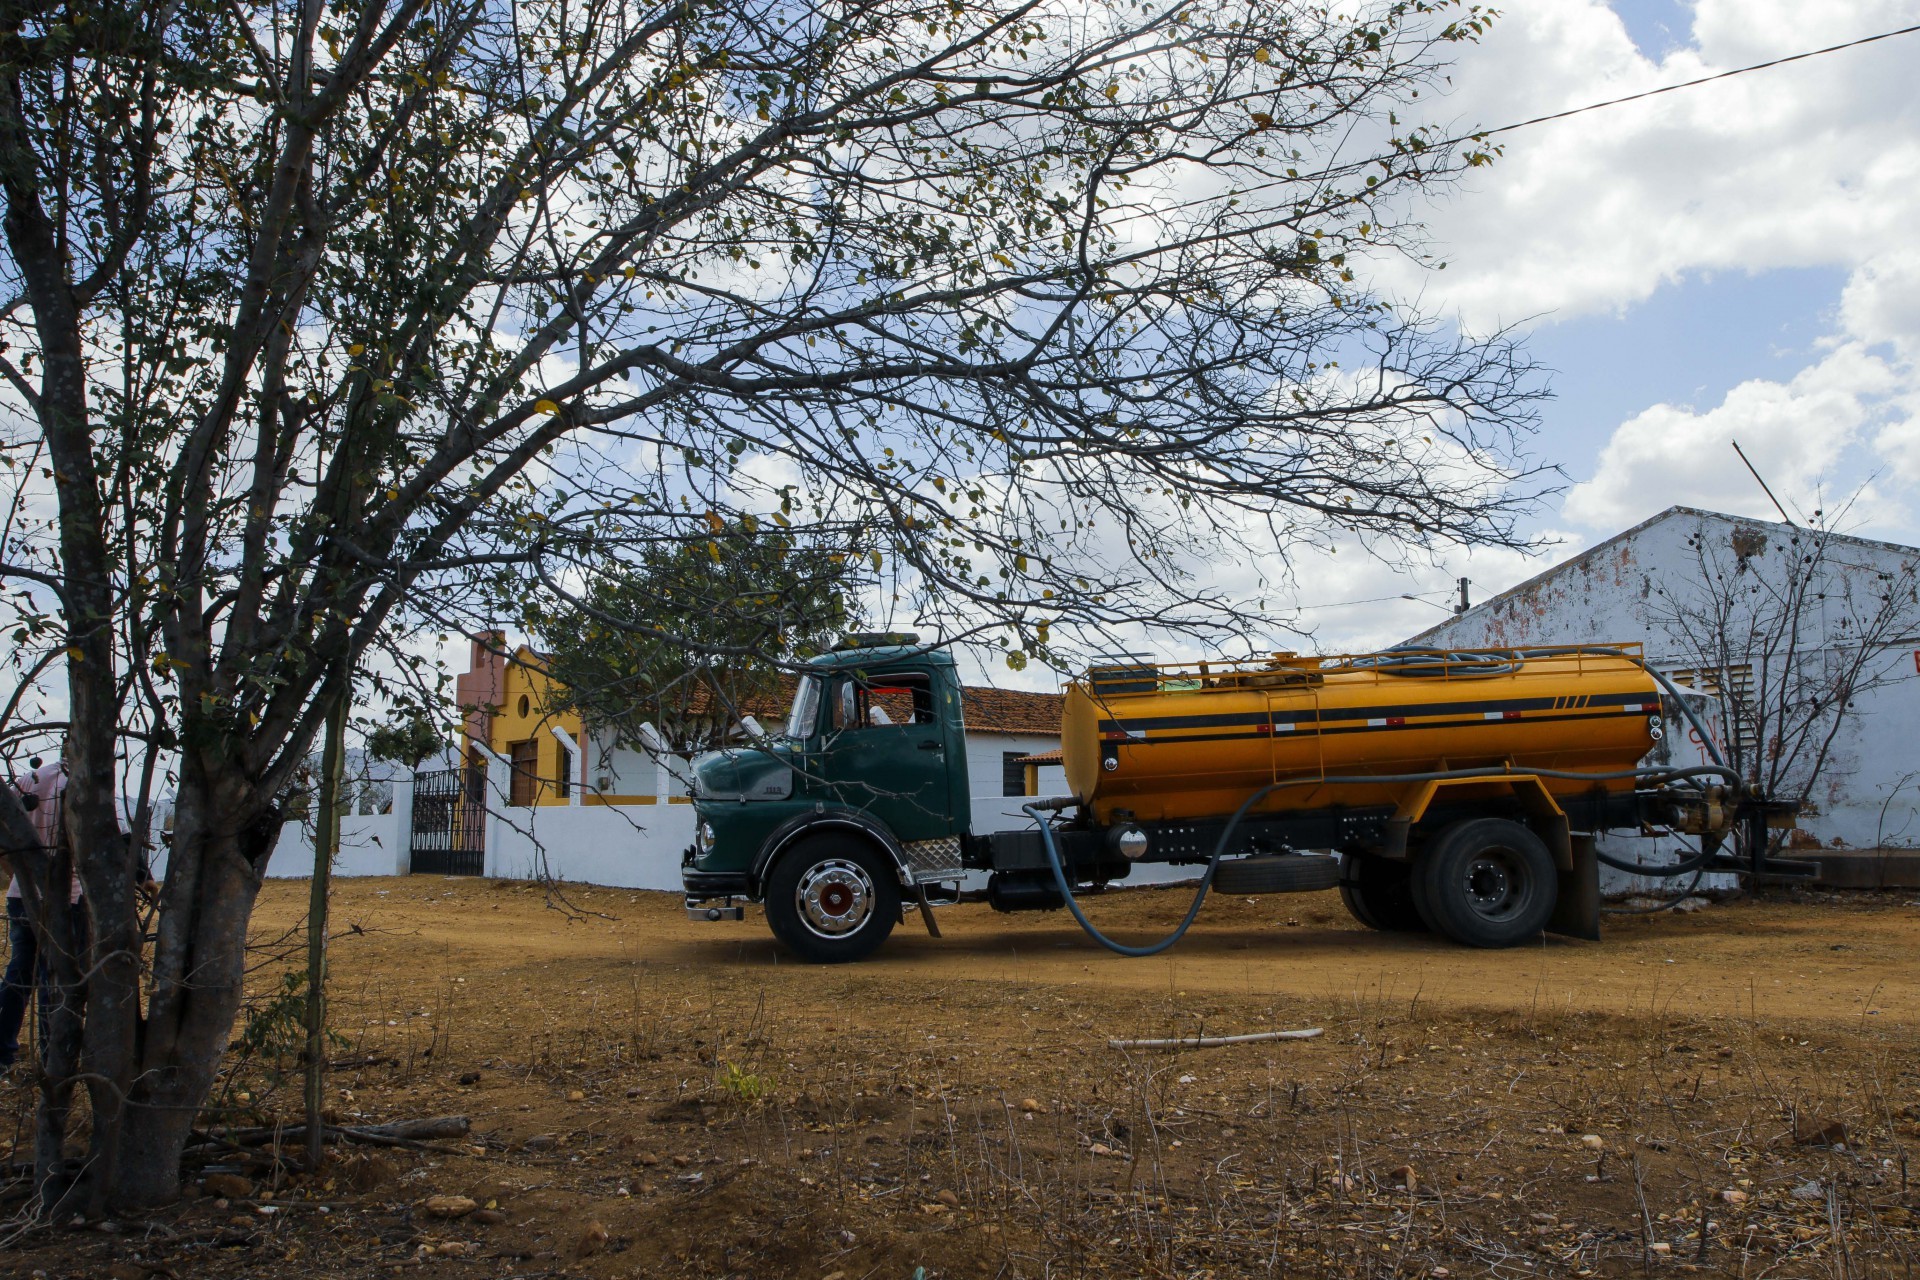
[{"left": 3, "top": 877, "right": 1918, "bottom": 1278}]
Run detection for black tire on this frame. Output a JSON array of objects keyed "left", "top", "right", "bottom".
[
  {"left": 1213, "top": 854, "right": 1341, "bottom": 896},
  {"left": 1413, "top": 818, "right": 1556, "bottom": 948},
  {"left": 763, "top": 837, "right": 900, "bottom": 964},
  {"left": 1338, "top": 854, "right": 1428, "bottom": 932}
]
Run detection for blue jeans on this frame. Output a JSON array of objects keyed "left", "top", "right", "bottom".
[
  {"left": 0, "top": 897, "right": 35, "bottom": 1066},
  {"left": 0, "top": 896, "right": 84, "bottom": 1067}
]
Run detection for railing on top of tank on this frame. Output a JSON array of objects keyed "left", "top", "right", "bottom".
[{"left": 1082, "top": 644, "right": 1647, "bottom": 697}]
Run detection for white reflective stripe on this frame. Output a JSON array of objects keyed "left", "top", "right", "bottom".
[
  {"left": 1367, "top": 718, "right": 1386, "bottom": 727},
  {"left": 1484, "top": 711, "right": 1502, "bottom": 720},
  {"left": 1273, "top": 722, "right": 1297, "bottom": 731}
]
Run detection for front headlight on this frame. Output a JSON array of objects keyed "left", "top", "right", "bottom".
[{"left": 696, "top": 821, "right": 716, "bottom": 853}]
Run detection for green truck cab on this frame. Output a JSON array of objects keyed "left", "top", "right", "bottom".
[{"left": 681, "top": 636, "right": 975, "bottom": 961}]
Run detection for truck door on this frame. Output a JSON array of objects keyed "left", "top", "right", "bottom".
[{"left": 821, "top": 668, "right": 959, "bottom": 842}]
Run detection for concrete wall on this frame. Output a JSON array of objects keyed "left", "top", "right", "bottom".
[
  {"left": 1408, "top": 507, "right": 1920, "bottom": 877},
  {"left": 265, "top": 812, "right": 408, "bottom": 879},
  {"left": 483, "top": 800, "right": 695, "bottom": 890}
]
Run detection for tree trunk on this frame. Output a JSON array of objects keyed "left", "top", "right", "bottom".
[{"left": 110, "top": 771, "right": 277, "bottom": 1207}]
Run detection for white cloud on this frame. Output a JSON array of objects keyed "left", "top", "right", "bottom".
[
  {"left": 1411, "top": 0, "right": 1920, "bottom": 328},
  {"left": 1562, "top": 343, "right": 1901, "bottom": 529},
  {"left": 1370, "top": 0, "right": 1920, "bottom": 545}
]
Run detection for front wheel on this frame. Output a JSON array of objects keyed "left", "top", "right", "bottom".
[
  {"left": 1412, "top": 818, "right": 1556, "bottom": 948},
  {"left": 764, "top": 838, "right": 900, "bottom": 964}
]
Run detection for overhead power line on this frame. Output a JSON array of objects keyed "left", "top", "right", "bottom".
[{"left": 1469, "top": 22, "right": 1920, "bottom": 141}]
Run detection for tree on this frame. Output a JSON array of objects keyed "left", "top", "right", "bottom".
[
  {"left": 0, "top": 0, "right": 1544, "bottom": 1210},
  {"left": 1648, "top": 511, "right": 1920, "bottom": 817},
  {"left": 528, "top": 525, "right": 863, "bottom": 752},
  {"left": 366, "top": 711, "right": 449, "bottom": 770}
]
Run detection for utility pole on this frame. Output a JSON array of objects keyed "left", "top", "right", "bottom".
[
  {"left": 1454, "top": 577, "right": 1472, "bottom": 615},
  {"left": 305, "top": 661, "right": 348, "bottom": 1167}
]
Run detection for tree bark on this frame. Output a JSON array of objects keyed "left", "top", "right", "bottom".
[{"left": 112, "top": 772, "right": 276, "bottom": 1207}]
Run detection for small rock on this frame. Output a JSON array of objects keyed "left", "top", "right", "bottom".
[
  {"left": 1794, "top": 1117, "right": 1847, "bottom": 1147},
  {"left": 202, "top": 1173, "right": 254, "bottom": 1199},
  {"left": 671, "top": 1154, "right": 691, "bottom": 1168},
  {"left": 1791, "top": 1180, "right": 1824, "bottom": 1200},
  {"left": 566, "top": 1089, "right": 586, "bottom": 1103},
  {"left": 458, "top": 1072, "right": 481, "bottom": 1086},
  {"left": 636, "top": 1151, "right": 660, "bottom": 1166},
  {"left": 1649, "top": 1242, "right": 1671, "bottom": 1255},
  {"left": 1089, "top": 1142, "right": 1113, "bottom": 1157},
  {"left": 1019, "top": 1097, "right": 1042, "bottom": 1113},
  {"left": 1385, "top": 1165, "right": 1417, "bottom": 1192},
  {"left": 1720, "top": 1189, "right": 1749, "bottom": 1205},
  {"left": 472, "top": 1208, "right": 507, "bottom": 1225},
  {"left": 936, "top": 1189, "right": 960, "bottom": 1208},
  {"left": 1672, "top": 896, "right": 1711, "bottom": 913},
  {"left": 822, "top": 1273, "right": 848, "bottom": 1280},
  {"left": 423, "top": 1194, "right": 477, "bottom": 1219},
  {"left": 578, "top": 1220, "right": 609, "bottom": 1256},
  {"left": 212, "top": 1198, "right": 230, "bottom": 1211},
  {"left": 1580, "top": 1134, "right": 1605, "bottom": 1151}
]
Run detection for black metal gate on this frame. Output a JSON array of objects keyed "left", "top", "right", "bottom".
[{"left": 409, "top": 765, "right": 485, "bottom": 876}]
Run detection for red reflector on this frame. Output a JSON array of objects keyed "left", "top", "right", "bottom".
[
  {"left": 1385, "top": 717, "right": 1406, "bottom": 726},
  {"left": 1504, "top": 711, "right": 1523, "bottom": 720},
  {"left": 1256, "top": 723, "right": 1273, "bottom": 735}
]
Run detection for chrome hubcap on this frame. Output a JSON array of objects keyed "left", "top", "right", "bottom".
[{"left": 795, "top": 858, "right": 875, "bottom": 939}]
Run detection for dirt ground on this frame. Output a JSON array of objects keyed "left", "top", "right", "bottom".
[{"left": 6, "top": 876, "right": 1920, "bottom": 1279}]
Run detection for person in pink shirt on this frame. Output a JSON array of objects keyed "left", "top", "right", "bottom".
[{"left": 2, "top": 755, "right": 81, "bottom": 1070}]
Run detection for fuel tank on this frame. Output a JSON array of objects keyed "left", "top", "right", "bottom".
[{"left": 1060, "top": 647, "right": 1662, "bottom": 824}]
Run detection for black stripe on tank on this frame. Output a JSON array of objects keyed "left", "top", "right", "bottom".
[
  {"left": 1109, "top": 708, "right": 1653, "bottom": 746},
  {"left": 1098, "top": 689, "right": 1658, "bottom": 735}
]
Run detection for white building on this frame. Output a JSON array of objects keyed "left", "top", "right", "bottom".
[{"left": 1406, "top": 506, "right": 1920, "bottom": 859}]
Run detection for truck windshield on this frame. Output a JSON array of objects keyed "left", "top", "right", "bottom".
[{"left": 785, "top": 675, "right": 822, "bottom": 739}]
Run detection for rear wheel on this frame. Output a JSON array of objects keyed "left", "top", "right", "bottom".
[
  {"left": 764, "top": 838, "right": 900, "bottom": 964},
  {"left": 1413, "top": 818, "right": 1556, "bottom": 948},
  {"left": 1338, "top": 854, "right": 1428, "bottom": 932}
]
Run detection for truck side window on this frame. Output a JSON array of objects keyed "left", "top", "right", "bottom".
[{"left": 830, "top": 672, "right": 937, "bottom": 732}]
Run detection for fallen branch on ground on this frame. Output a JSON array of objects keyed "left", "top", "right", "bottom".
[
  {"left": 192, "top": 1114, "right": 471, "bottom": 1151},
  {"left": 1108, "top": 1028, "right": 1323, "bottom": 1050}
]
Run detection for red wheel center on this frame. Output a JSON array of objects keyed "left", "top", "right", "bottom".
[{"left": 820, "top": 884, "right": 853, "bottom": 914}]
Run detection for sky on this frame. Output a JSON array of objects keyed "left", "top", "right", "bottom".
[{"left": 1279, "top": 0, "right": 1920, "bottom": 652}]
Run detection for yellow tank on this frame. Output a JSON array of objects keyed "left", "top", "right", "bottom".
[{"left": 1061, "top": 647, "right": 1661, "bottom": 824}]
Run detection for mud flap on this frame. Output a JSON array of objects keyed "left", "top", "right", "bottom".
[{"left": 1547, "top": 834, "right": 1600, "bottom": 941}]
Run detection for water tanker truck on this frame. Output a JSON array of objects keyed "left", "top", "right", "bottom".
[{"left": 681, "top": 636, "right": 1795, "bottom": 962}]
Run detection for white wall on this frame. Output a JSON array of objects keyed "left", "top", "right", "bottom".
[
  {"left": 265, "top": 812, "right": 407, "bottom": 878},
  {"left": 483, "top": 801, "right": 695, "bottom": 890}
]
